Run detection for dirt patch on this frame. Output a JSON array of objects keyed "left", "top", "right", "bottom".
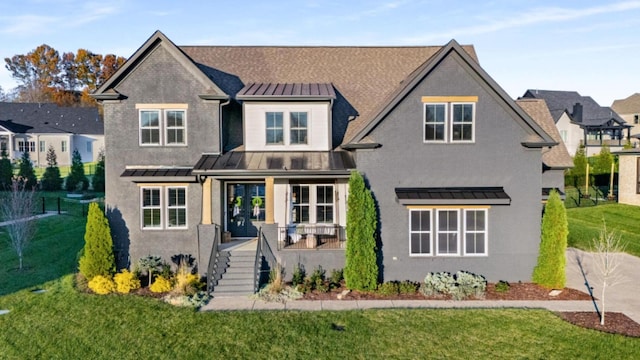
[{"left": 557, "top": 312, "right": 640, "bottom": 338}]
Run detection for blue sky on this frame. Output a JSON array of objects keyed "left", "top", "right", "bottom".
[{"left": 1, "top": 0, "right": 639, "bottom": 105}]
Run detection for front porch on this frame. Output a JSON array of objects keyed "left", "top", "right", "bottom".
[{"left": 276, "top": 224, "right": 346, "bottom": 250}]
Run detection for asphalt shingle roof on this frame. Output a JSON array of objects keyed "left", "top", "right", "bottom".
[
  {"left": 0, "top": 102, "right": 102, "bottom": 135},
  {"left": 612, "top": 93, "right": 640, "bottom": 114}
]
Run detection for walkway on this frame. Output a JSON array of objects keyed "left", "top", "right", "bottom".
[
  {"left": 0, "top": 211, "right": 58, "bottom": 227},
  {"left": 203, "top": 247, "right": 640, "bottom": 318}
]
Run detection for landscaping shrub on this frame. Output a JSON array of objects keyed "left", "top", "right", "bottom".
[
  {"left": 329, "top": 268, "right": 343, "bottom": 289},
  {"left": 78, "top": 203, "right": 115, "bottom": 280},
  {"left": 40, "top": 145, "right": 63, "bottom": 191},
  {"left": 138, "top": 255, "right": 163, "bottom": 286},
  {"left": 533, "top": 190, "right": 568, "bottom": 289},
  {"left": 0, "top": 149, "right": 12, "bottom": 190},
  {"left": 18, "top": 151, "right": 37, "bottom": 190},
  {"left": 66, "top": 148, "right": 89, "bottom": 191},
  {"left": 114, "top": 269, "right": 141, "bottom": 294},
  {"left": 452, "top": 271, "right": 486, "bottom": 300},
  {"left": 377, "top": 281, "right": 399, "bottom": 296},
  {"left": 172, "top": 259, "right": 200, "bottom": 296},
  {"left": 421, "top": 272, "right": 456, "bottom": 297},
  {"left": 88, "top": 275, "right": 115, "bottom": 295},
  {"left": 291, "top": 264, "right": 305, "bottom": 286},
  {"left": 265, "top": 263, "right": 284, "bottom": 294},
  {"left": 495, "top": 280, "right": 510, "bottom": 293},
  {"left": 150, "top": 275, "right": 173, "bottom": 293},
  {"left": 92, "top": 149, "right": 105, "bottom": 192},
  {"left": 344, "top": 171, "right": 378, "bottom": 291},
  {"left": 399, "top": 280, "right": 419, "bottom": 295}
]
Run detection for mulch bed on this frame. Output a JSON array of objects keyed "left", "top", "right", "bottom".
[{"left": 301, "top": 282, "right": 640, "bottom": 337}]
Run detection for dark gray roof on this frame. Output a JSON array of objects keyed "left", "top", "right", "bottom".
[
  {"left": 0, "top": 102, "right": 102, "bottom": 135},
  {"left": 542, "top": 187, "right": 565, "bottom": 198},
  {"left": 395, "top": 187, "right": 511, "bottom": 205},
  {"left": 121, "top": 168, "right": 193, "bottom": 177},
  {"left": 237, "top": 83, "right": 336, "bottom": 100},
  {"left": 193, "top": 151, "right": 355, "bottom": 175},
  {"left": 521, "top": 90, "right": 628, "bottom": 128}
]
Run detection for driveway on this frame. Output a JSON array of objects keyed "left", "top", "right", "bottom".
[{"left": 566, "top": 248, "right": 640, "bottom": 323}]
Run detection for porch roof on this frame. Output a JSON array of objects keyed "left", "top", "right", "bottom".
[
  {"left": 395, "top": 187, "right": 511, "bottom": 205},
  {"left": 120, "top": 167, "right": 196, "bottom": 182},
  {"left": 193, "top": 151, "right": 355, "bottom": 176}
]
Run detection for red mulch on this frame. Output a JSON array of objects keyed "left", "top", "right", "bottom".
[{"left": 301, "top": 282, "right": 640, "bottom": 337}]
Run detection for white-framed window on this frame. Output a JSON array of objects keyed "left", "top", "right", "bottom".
[
  {"left": 290, "top": 112, "right": 308, "bottom": 145},
  {"left": 291, "top": 184, "right": 334, "bottom": 224},
  {"left": 560, "top": 130, "right": 568, "bottom": 142},
  {"left": 139, "top": 109, "right": 187, "bottom": 146},
  {"left": 266, "top": 112, "right": 284, "bottom": 145},
  {"left": 409, "top": 208, "right": 488, "bottom": 256},
  {"left": 424, "top": 102, "right": 475, "bottom": 143},
  {"left": 61, "top": 140, "right": 67, "bottom": 152},
  {"left": 141, "top": 186, "right": 188, "bottom": 230},
  {"left": 39, "top": 140, "right": 45, "bottom": 153},
  {"left": 18, "top": 140, "right": 36, "bottom": 152},
  {"left": 86, "top": 141, "right": 92, "bottom": 153}
]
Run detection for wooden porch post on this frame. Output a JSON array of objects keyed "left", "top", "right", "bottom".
[
  {"left": 201, "top": 177, "right": 212, "bottom": 225},
  {"left": 265, "top": 177, "right": 274, "bottom": 224}
]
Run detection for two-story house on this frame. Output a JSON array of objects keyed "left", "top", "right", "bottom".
[
  {"left": 612, "top": 93, "right": 640, "bottom": 140},
  {"left": 93, "top": 31, "right": 555, "bottom": 290}
]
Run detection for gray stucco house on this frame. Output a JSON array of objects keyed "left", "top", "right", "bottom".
[{"left": 93, "top": 31, "right": 556, "bottom": 290}]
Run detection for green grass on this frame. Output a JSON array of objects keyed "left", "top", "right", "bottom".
[
  {"left": 566, "top": 203, "right": 640, "bottom": 257},
  {"left": 1, "top": 198, "right": 639, "bottom": 358},
  {"left": 28, "top": 162, "right": 97, "bottom": 179}
]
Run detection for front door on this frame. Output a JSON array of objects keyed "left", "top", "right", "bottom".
[{"left": 227, "top": 183, "right": 265, "bottom": 238}]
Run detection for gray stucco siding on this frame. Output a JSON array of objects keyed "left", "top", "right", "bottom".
[
  {"left": 103, "top": 44, "right": 221, "bottom": 269},
  {"left": 356, "top": 54, "right": 542, "bottom": 282}
]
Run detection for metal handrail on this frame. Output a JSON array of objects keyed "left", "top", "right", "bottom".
[
  {"left": 254, "top": 227, "right": 278, "bottom": 293},
  {"left": 206, "top": 224, "right": 221, "bottom": 295}
]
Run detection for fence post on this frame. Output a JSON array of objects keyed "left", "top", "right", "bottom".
[
  {"left": 57, "top": 197, "right": 61, "bottom": 214},
  {"left": 41, "top": 197, "right": 45, "bottom": 214}
]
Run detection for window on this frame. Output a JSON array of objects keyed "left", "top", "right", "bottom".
[
  {"left": 560, "top": 130, "right": 568, "bottom": 142},
  {"left": 635, "top": 114, "right": 639, "bottom": 125},
  {"left": 86, "top": 141, "right": 92, "bottom": 153},
  {"left": 266, "top": 112, "right": 284, "bottom": 145},
  {"left": 141, "top": 186, "right": 188, "bottom": 229},
  {"left": 409, "top": 208, "right": 487, "bottom": 256},
  {"left": 424, "top": 102, "right": 475, "bottom": 143},
  {"left": 39, "top": 141, "right": 45, "bottom": 153},
  {"left": 61, "top": 140, "right": 67, "bottom": 152},
  {"left": 290, "top": 112, "right": 308, "bottom": 144},
  {"left": 18, "top": 140, "right": 35, "bottom": 152},
  {"left": 291, "top": 184, "right": 334, "bottom": 224},
  {"left": 139, "top": 109, "right": 187, "bottom": 146}
]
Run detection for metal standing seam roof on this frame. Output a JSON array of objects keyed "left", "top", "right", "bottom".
[
  {"left": 237, "top": 83, "right": 336, "bottom": 99},
  {"left": 395, "top": 187, "right": 511, "bottom": 205},
  {"left": 121, "top": 168, "right": 193, "bottom": 177},
  {"left": 193, "top": 151, "right": 355, "bottom": 174}
]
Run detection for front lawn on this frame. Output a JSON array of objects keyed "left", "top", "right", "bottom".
[{"left": 566, "top": 203, "right": 640, "bottom": 257}]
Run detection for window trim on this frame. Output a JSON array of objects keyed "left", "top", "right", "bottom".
[
  {"left": 61, "top": 140, "right": 67, "bottom": 152},
  {"left": 423, "top": 100, "right": 477, "bottom": 144},
  {"left": 263, "top": 109, "right": 311, "bottom": 147},
  {"left": 140, "top": 185, "right": 188, "bottom": 230},
  {"left": 164, "top": 109, "right": 187, "bottom": 146},
  {"left": 290, "top": 184, "right": 335, "bottom": 224},
  {"left": 166, "top": 186, "right": 188, "bottom": 229},
  {"left": 138, "top": 108, "right": 188, "bottom": 147},
  {"left": 265, "top": 111, "right": 284, "bottom": 145},
  {"left": 463, "top": 209, "right": 488, "bottom": 256},
  {"left": 289, "top": 111, "right": 309, "bottom": 145},
  {"left": 18, "top": 140, "right": 36, "bottom": 152},
  {"left": 39, "top": 140, "right": 46, "bottom": 153},
  {"left": 436, "top": 209, "right": 460, "bottom": 256},
  {"left": 409, "top": 209, "right": 432, "bottom": 256},
  {"left": 141, "top": 186, "right": 163, "bottom": 230},
  {"left": 423, "top": 103, "right": 447, "bottom": 143},
  {"left": 450, "top": 103, "right": 475, "bottom": 143}
]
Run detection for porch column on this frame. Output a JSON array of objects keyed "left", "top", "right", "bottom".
[
  {"left": 201, "top": 177, "right": 212, "bottom": 225},
  {"left": 265, "top": 176, "right": 274, "bottom": 224}
]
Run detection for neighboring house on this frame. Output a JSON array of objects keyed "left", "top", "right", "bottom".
[
  {"left": 93, "top": 31, "right": 555, "bottom": 285},
  {"left": 0, "top": 102, "right": 103, "bottom": 166},
  {"left": 521, "top": 90, "right": 630, "bottom": 156},
  {"left": 614, "top": 149, "right": 640, "bottom": 206},
  {"left": 612, "top": 93, "right": 640, "bottom": 139},
  {"left": 516, "top": 99, "right": 573, "bottom": 199}
]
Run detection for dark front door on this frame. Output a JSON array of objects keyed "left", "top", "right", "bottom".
[{"left": 227, "top": 183, "right": 265, "bottom": 238}]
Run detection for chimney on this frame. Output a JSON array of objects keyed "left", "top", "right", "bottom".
[{"left": 572, "top": 103, "right": 583, "bottom": 122}]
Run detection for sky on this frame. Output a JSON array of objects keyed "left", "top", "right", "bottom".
[{"left": 0, "top": 0, "right": 639, "bottom": 106}]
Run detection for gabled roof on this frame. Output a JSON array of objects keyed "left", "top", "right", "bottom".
[
  {"left": 522, "top": 89, "right": 628, "bottom": 127},
  {"left": 612, "top": 93, "right": 640, "bottom": 114},
  {"left": 92, "top": 30, "right": 227, "bottom": 101},
  {"left": 347, "top": 40, "right": 555, "bottom": 148},
  {"left": 0, "top": 102, "right": 102, "bottom": 135},
  {"left": 516, "top": 99, "right": 573, "bottom": 169}
]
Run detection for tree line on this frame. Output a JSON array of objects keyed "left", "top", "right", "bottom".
[{"left": 2, "top": 45, "right": 125, "bottom": 107}]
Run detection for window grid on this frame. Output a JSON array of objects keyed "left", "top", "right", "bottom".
[
  {"left": 436, "top": 210, "right": 459, "bottom": 255},
  {"left": 141, "top": 187, "right": 162, "bottom": 229},
  {"left": 291, "top": 185, "right": 310, "bottom": 223},
  {"left": 61, "top": 140, "right": 67, "bottom": 152},
  {"left": 141, "top": 186, "right": 188, "bottom": 230},
  {"left": 464, "top": 209, "right": 487, "bottom": 255},
  {"left": 39, "top": 141, "right": 45, "bottom": 153},
  {"left": 140, "top": 110, "right": 161, "bottom": 145},
  {"left": 18, "top": 140, "right": 36, "bottom": 152},
  {"left": 410, "top": 209, "right": 432, "bottom": 255},
  {"left": 424, "top": 102, "right": 475, "bottom": 143},
  {"left": 315, "top": 185, "right": 334, "bottom": 223},
  {"left": 424, "top": 103, "right": 447, "bottom": 142},
  {"left": 451, "top": 103, "right": 474, "bottom": 142},
  {"left": 166, "top": 187, "right": 187, "bottom": 228},
  {"left": 165, "top": 110, "right": 186, "bottom": 145},
  {"left": 265, "top": 112, "right": 284, "bottom": 145},
  {"left": 290, "top": 112, "right": 308, "bottom": 145}
]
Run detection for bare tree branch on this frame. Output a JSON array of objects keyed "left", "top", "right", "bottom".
[
  {"left": 0, "top": 177, "right": 38, "bottom": 270},
  {"left": 591, "top": 221, "right": 627, "bottom": 325}
]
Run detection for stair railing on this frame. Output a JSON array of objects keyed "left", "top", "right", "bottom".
[
  {"left": 206, "top": 224, "right": 221, "bottom": 295},
  {"left": 254, "top": 227, "right": 277, "bottom": 293}
]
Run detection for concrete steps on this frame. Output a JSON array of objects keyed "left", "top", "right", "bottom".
[{"left": 212, "top": 249, "right": 256, "bottom": 297}]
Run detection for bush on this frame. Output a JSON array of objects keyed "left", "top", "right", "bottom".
[
  {"left": 533, "top": 190, "right": 568, "bottom": 289},
  {"left": 0, "top": 150, "right": 12, "bottom": 190},
  {"left": 66, "top": 148, "right": 88, "bottom": 191},
  {"left": 495, "top": 280, "right": 510, "bottom": 293},
  {"left": 172, "top": 259, "right": 201, "bottom": 296},
  {"left": 265, "top": 263, "right": 284, "bottom": 294},
  {"left": 138, "top": 255, "right": 163, "bottom": 287},
  {"left": 88, "top": 275, "right": 115, "bottom": 295},
  {"left": 18, "top": 151, "right": 37, "bottom": 190},
  {"left": 452, "top": 271, "right": 486, "bottom": 300},
  {"left": 150, "top": 275, "right": 173, "bottom": 293},
  {"left": 92, "top": 149, "right": 105, "bottom": 192},
  {"left": 329, "top": 268, "right": 343, "bottom": 289},
  {"left": 421, "top": 272, "right": 456, "bottom": 297},
  {"left": 78, "top": 203, "right": 115, "bottom": 280},
  {"left": 114, "top": 269, "right": 141, "bottom": 294},
  {"left": 399, "top": 280, "right": 419, "bottom": 295},
  {"left": 377, "top": 281, "right": 399, "bottom": 296},
  {"left": 292, "top": 264, "right": 305, "bottom": 286},
  {"left": 40, "top": 145, "right": 62, "bottom": 191}
]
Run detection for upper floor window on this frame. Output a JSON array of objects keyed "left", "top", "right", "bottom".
[
  {"left": 138, "top": 107, "right": 187, "bottom": 146},
  {"left": 265, "top": 111, "right": 310, "bottom": 146},
  {"left": 290, "top": 112, "right": 308, "bottom": 145},
  {"left": 634, "top": 114, "right": 639, "bottom": 125},
  {"left": 266, "top": 112, "right": 284, "bottom": 145},
  {"left": 423, "top": 96, "right": 477, "bottom": 143}
]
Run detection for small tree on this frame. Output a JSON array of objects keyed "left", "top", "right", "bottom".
[
  {"left": 18, "top": 151, "right": 37, "bottom": 190},
  {"left": 592, "top": 221, "right": 627, "bottom": 325},
  {"left": 40, "top": 145, "right": 63, "bottom": 191},
  {"left": 66, "top": 148, "right": 88, "bottom": 192},
  {"left": 92, "top": 149, "right": 105, "bottom": 192},
  {"left": 533, "top": 190, "right": 568, "bottom": 289},
  {"left": 0, "top": 177, "right": 37, "bottom": 270},
  {"left": 0, "top": 149, "right": 12, "bottom": 190},
  {"left": 78, "top": 202, "right": 115, "bottom": 280},
  {"left": 571, "top": 145, "right": 587, "bottom": 187},
  {"left": 344, "top": 171, "right": 378, "bottom": 291},
  {"left": 138, "top": 255, "right": 163, "bottom": 287},
  {"left": 593, "top": 144, "right": 613, "bottom": 175}
]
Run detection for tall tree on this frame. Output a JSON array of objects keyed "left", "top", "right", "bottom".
[
  {"left": 41, "top": 145, "right": 63, "bottom": 191},
  {"left": 66, "top": 148, "right": 88, "bottom": 192},
  {"left": 0, "top": 177, "right": 37, "bottom": 270},
  {"left": 0, "top": 149, "right": 13, "bottom": 190},
  {"left": 92, "top": 149, "right": 105, "bottom": 192},
  {"left": 18, "top": 151, "right": 37, "bottom": 190},
  {"left": 344, "top": 171, "right": 378, "bottom": 291},
  {"left": 78, "top": 202, "right": 115, "bottom": 280},
  {"left": 532, "top": 190, "right": 568, "bottom": 289}
]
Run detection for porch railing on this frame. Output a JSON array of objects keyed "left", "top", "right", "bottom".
[
  {"left": 254, "top": 227, "right": 277, "bottom": 292},
  {"left": 277, "top": 224, "right": 346, "bottom": 250},
  {"left": 205, "top": 224, "right": 221, "bottom": 295}
]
